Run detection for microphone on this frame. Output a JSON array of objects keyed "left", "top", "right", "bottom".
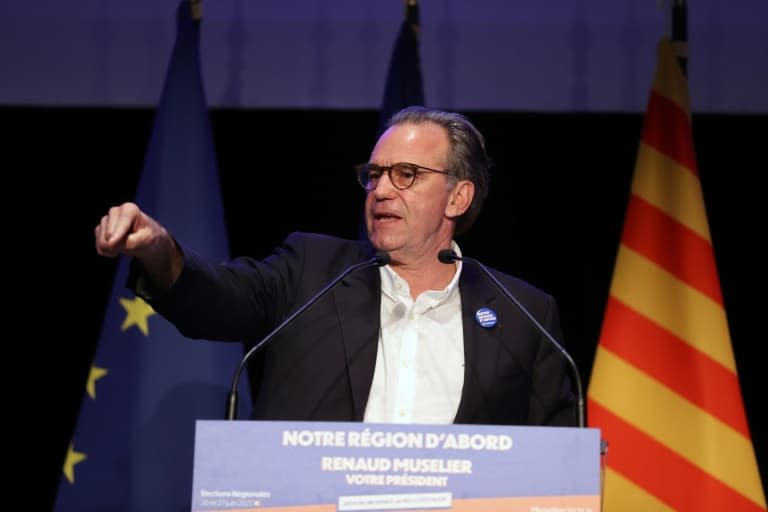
[
  {"left": 226, "top": 250, "right": 391, "bottom": 420},
  {"left": 438, "top": 249, "right": 585, "bottom": 427}
]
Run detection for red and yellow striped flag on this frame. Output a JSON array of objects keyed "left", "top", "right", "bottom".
[{"left": 587, "top": 38, "right": 766, "bottom": 511}]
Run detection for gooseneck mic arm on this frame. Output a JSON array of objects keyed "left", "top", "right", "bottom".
[
  {"left": 438, "top": 249, "right": 585, "bottom": 427},
  {"left": 226, "top": 251, "right": 391, "bottom": 420}
]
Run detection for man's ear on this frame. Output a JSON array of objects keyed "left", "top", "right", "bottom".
[{"left": 445, "top": 180, "right": 475, "bottom": 218}]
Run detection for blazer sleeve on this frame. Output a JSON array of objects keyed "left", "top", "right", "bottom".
[{"left": 128, "top": 233, "right": 309, "bottom": 342}]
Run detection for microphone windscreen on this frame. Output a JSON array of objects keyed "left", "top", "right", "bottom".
[
  {"left": 375, "top": 251, "right": 391, "bottom": 266},
  {"left": 437, "top": 249, "right": 459, "bottom": 264}
]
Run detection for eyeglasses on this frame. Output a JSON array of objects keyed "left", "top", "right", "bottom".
[{"left": 355, "top": 162, "right": 454, "bottom": 191}]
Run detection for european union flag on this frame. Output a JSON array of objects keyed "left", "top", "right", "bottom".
[{"left": 54, "top": 2, "right": 249, "bottom": 510}]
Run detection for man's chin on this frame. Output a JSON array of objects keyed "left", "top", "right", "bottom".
[{"left": 370, "top": 238, "right": 402, "bottom": 256}]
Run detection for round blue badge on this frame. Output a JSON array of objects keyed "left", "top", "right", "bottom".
[{"left": 475, "top": 307, "right": 498, "bottom": 328}]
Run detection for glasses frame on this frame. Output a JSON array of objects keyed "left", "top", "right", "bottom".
[{"left": 355, "top": 161, "right": 454, "bottom": 191}]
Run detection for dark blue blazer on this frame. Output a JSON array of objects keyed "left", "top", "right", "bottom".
[{"left": 144, "top": 232, "right": 577, "bottom": 426}]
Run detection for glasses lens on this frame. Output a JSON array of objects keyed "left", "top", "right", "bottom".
[
  {"left": 356, "top": 163, "right": 377, "bottom": 190},
  {"left": 391, "top": 163, "right": 417, "bottom": 189}
]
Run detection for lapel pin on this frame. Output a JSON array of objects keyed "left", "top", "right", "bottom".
[{"left": 475, "top": 307, "right": 498, "bottom": 328}]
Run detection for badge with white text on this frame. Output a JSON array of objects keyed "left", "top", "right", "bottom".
[{"left": 475, "top": 307, "right": 498, "bottom": 328}]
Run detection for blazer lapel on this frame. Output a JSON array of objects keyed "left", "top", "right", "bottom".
[
  {"left": 334, "top": 264, "right": 382, "bottom": 421},
  {"left": 454, "top": 263, "right": 504, "bottom": 423}
]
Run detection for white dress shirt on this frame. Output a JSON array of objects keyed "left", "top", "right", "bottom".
[{"left": 363, "top": 244, "right": 465, "bottom": 424}]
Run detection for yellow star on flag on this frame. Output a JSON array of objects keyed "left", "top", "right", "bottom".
[
  {"left": 86, "top": 366, "right": 108, "bottom": 399},
  {"left": 63, "top": 443, "right": 87, "bottom": 484},
  {"left": 119, "top": 296, "right": 156, "bottom": 336}
]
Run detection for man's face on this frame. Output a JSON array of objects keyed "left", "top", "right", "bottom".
[{"left": 364, "top": 121, "right": 457, "bottom": 264}]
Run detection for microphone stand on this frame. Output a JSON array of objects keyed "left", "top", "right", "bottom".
[
  {"left": 438, "top": 249, "right": 585, "bottom": 427},
  {"left": 225, "top": 252, "right": 390, "bottom": 420}
]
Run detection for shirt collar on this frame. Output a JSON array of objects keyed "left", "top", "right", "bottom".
[{"left": 379, "top": 241, "right": 463, "bottom": 303}]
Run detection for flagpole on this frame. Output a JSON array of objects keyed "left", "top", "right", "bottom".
[
  {"left": 406, "top": 0, "right": 419, "bottom": 29},
  {"left": 671, "top": 0, "right": 687, "bottom": 76},
  {"left": 190, "top": 0, "right": 202, "bottom": 21}
]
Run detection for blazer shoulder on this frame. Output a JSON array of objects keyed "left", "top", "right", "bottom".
[
  {"left": 475, "top": 264, "right": 555, "bottom": 303},
  {"left": 282, "top": 231, "right": 377, "bottom": 267},
  {"left": 459, "top": 263, "right": 560, "bottom": 329}
]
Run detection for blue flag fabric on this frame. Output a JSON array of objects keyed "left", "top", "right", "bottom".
[
  {"left": 378, "top": 2, "right": 425, "bottom": 133},
  {"left": 54, "top": 3, "right": 249, "bottom": 511}
]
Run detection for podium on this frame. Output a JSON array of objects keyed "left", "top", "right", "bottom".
[{"left": 191, "top": 420, "right": 601, "bottom": 511}]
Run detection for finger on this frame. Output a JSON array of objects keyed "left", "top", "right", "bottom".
[
  {"left": 95, "top": 215, "right": 124, "bottom": 257},
  {"left": 105, "top": 203, "right": 140, "bottom": 245}
]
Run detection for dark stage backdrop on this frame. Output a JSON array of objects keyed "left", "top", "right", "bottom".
[{"left": 9, "top": 107, "right": 765, "bottom": 509}]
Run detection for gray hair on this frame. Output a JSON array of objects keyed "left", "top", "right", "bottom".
[{"left": 388, "top": 106, "right": 491, "bottom": 235}]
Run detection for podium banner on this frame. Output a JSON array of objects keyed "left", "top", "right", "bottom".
[{"left": 192, "top": 420, "right": 601, "bottom": 511}]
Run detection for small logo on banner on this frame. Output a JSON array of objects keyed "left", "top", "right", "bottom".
[{"left": 475, "top": 307, "right": 498, "bottom": 328}]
